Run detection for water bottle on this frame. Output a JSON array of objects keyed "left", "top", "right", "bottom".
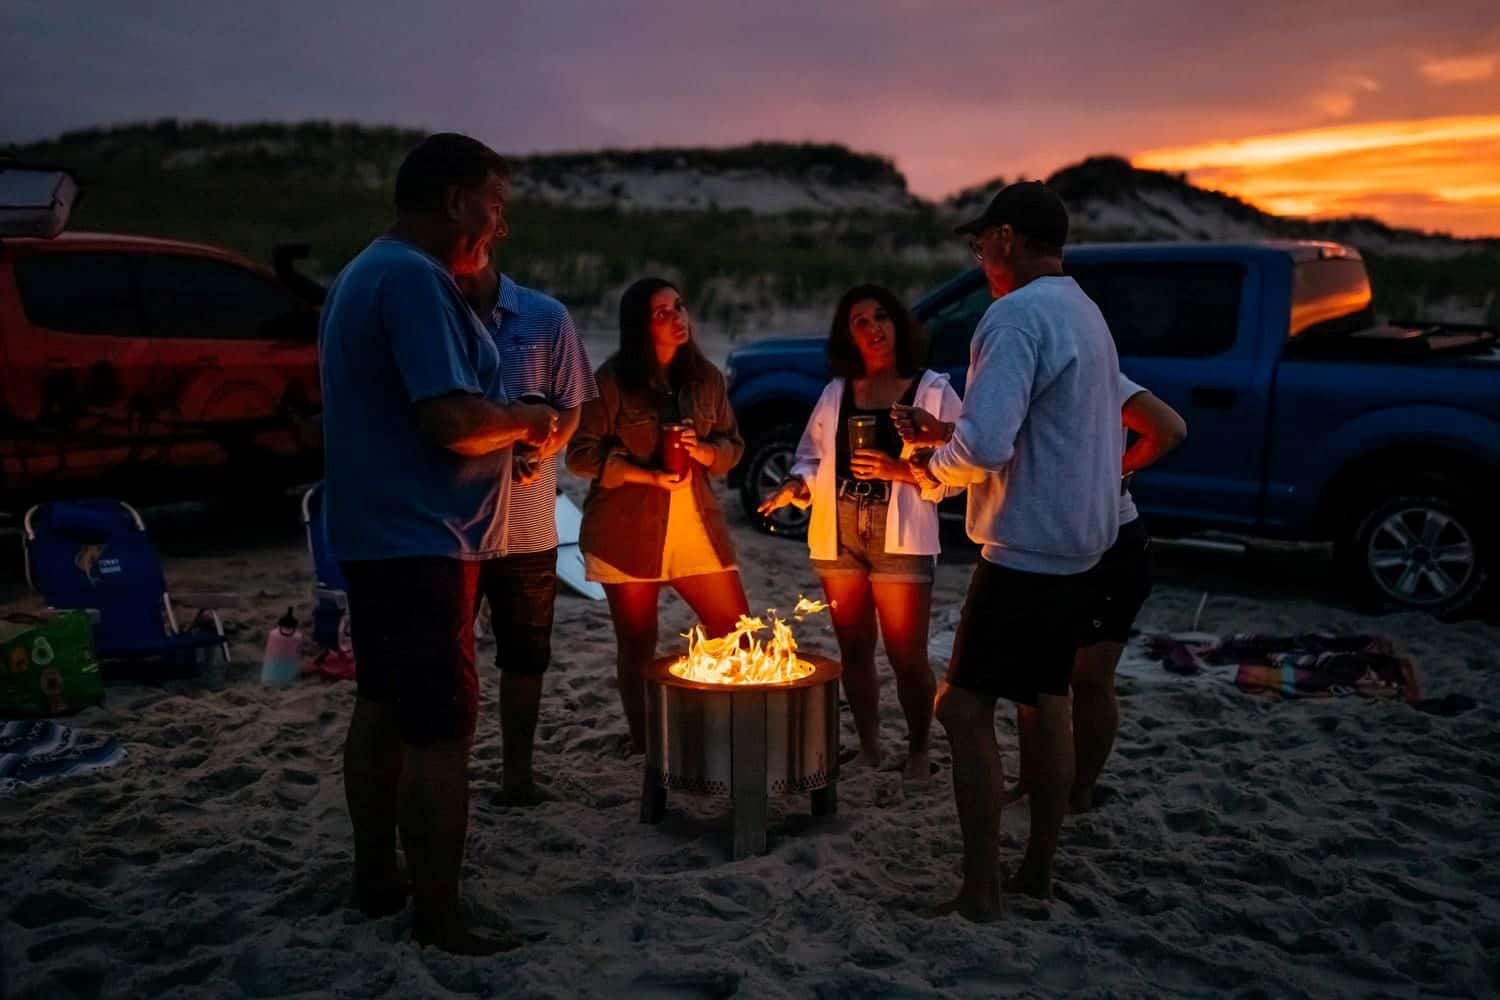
[{"left": 260, "top": 607, "right": 301, "bottom": 687}]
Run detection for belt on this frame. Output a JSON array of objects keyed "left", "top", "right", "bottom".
[{"left": 837, "top": 478, "right": 891, "bottom": 503}]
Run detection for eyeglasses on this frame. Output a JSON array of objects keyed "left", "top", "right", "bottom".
[{"left": 968, "top": 226, "right": 1005, "bottom": 264}]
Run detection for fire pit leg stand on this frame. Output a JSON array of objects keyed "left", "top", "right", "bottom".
[
  {"left": 640, "top": 766, "right": 666, "bottom": 824},
  {"left": 730, "top": 692, "right": 768, "bottom": 859},
  {"left": 810, "top": 782, "right": 837, "bottom": 817}
]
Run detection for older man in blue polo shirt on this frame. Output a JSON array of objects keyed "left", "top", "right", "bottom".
[
  {"left": 321, "top": 133, "right": 556, "bottom": 954},
  {"left": 457, "top": 262, "right": 596, "bottom": 806}
]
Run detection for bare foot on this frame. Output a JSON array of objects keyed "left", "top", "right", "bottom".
[
  {"left": 928, "top": 881, "right": 1003, "bottom": 922},
  {"left": 413, "top": 920, "right": 522, "bottom": 956},
  {"left": 901, "top": 751, "right": 933, "bottom": 782},
  {"left": 1002, "top": 866, "right": 1052, "bottom": 900},
  {"left": 999, "top": 780, "right": 1029, "bottom": 805},
  {"left": 839, "top": 746, "right": 882, "bottom": 770}
]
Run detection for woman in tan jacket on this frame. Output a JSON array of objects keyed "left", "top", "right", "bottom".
[{"left": 566, "top": 277, "right": 749, "bottom": 753}]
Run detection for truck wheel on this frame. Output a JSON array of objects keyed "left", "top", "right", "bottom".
[
  {"left": 739, "top": 423, "right": 810, "bottom": 539},
  {"left": 1340, "top": 489, "right": 1490, "bottom": 617}
]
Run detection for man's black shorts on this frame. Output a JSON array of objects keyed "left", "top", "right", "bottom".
[
  {"left": 480, "top": 548, "right": 558, "bottom": 675},
  {"left": 945, "top": 557, "right": 1098, "bottom": 706},
  {"left": 1078, "top": 518, "right": 1153, "bottom": 647},
  {"left": 342, "top": 556, "right": 480, "bottom": 745}
]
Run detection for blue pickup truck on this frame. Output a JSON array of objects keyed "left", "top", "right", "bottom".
[{"left": 726, "top": 241, "right": 1500, "bottom": 616}]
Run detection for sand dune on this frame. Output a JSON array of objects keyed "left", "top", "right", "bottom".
[{"left": 2, "top": 480, "right": 1497, "bottom": 998}]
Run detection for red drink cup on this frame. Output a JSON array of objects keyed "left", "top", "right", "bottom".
[{"left": 661, "top": 422, "right": 690, "bottom": 476}]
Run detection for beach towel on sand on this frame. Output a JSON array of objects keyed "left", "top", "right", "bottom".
[
  {"left": 1143, "top": 633, "right": 1421, "bottom": 703},
  {"left": 0, "top": 719, "right": 124, "bottom": 794}
]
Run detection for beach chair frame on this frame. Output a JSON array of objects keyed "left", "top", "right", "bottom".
[{"left": 22, "top": 500, "right": 232, "bottom": 665}]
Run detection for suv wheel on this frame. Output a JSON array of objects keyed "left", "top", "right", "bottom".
[
  {"left": 739, "top": 423, "right": 809, "bottom": 538},
  {"left": 1340, "top": 489, "right": 1490, "bottom": 617}
]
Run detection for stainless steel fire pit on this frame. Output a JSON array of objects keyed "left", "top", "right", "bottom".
[{"left": 641, "top": 652, "right": 841, "bottom": 858}]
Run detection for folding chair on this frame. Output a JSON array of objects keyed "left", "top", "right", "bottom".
[
  {"left": 23, "top": 500, "right": 233, "bottom": 667},
  {"left": 301, "top": 483, "right": 352, "bottom": 653}
]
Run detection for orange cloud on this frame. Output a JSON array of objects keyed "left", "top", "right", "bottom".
[
  {"left": 1420, "top": 54, "right": 1496, "bottom": 84},
  {"left": 1134, "top": 115, "right": 1500, "bottom": 237},
  {"left": 1312, "top": 75, "right": 1380, "bottom": 118}
]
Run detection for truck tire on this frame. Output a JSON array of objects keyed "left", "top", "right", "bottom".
[
  {"left": 1338, "top": 487, "right": 1491, "bottom": 618},
  {"left": 739, "top": 423, "right": 810, "bottom": 539}
]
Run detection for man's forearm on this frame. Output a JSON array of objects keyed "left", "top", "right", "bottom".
[
  {"left": 1122, "top": 438, "right": 1160, "bottom": 476},
  {"left": 415, "top": 394, "right": 532, "bottom": 456},
  {"left": 928, "top": 421, "right": 1010, "bottom": 485}
]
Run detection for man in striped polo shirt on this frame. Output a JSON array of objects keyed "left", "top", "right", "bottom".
[{"left": 459, "top": 262, "right": 596, "bottom": 806}]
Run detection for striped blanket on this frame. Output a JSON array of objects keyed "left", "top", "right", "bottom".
[
  {"left": 1143, "top": 632, "right": 1422, "bottom": 703},
  {"left": 0, "top": 719, "right": 125, "bottom": 794}
]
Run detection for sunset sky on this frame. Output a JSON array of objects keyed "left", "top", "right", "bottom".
[{"left": 6, "top": 1, "right": 1499, "bottom": 235}]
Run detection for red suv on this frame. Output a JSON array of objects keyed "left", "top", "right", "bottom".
[{"left": 0, "top": 227, "right": 324, "bottom": 510}]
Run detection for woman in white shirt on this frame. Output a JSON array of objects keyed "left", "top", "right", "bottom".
[{"left": 760, "top": 285, "right": 963, "bottom": 780}]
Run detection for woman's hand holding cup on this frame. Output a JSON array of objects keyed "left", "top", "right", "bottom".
[
  {"left": 653, "top": 468, "right": 692, "bottom": 491},
  {"left": 849, "top": 449, "right": 903, "bottom": 481},
  {"left": 676, "top": 422, "right": 716, "bottom": 467}
]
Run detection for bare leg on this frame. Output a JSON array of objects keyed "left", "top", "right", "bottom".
[
  {"left": 671, "top": 569, "right": 753, "bottom": 638},
  {"left": 499, "top": 672, "right": 548, "bottom": 804},
  {"left": 344, "top": 695, "right": 406, "bottom": 916},
  {"left": 1070, "top": 640, "right": 1123, "bottom": 813},
  {"left": 871, "top": 580, "right": 935, "bottom": 779},
  {"left": 604, "top": 582, "right": 663, "bottom": 756},
  {"left": 818, "top": 573, "right": 881, "bottom": 768},
  {"left": 1002, "top": 706, "right": 1041, "bottom": 805},
  {"left": 402, "top": 736, "right": 511, "bottom": 954},
  {"left": 1007, "top": 693, "right": 1075, "bottom": 899},
  {"left": 933, "top": 682, "right": 1003, "bottom": 921}
]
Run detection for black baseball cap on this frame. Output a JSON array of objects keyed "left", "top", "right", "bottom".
[{"left": 954, "top": 180, "right": 1069, "bottom": 249}]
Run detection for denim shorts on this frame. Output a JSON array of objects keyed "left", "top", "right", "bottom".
[{"left": 809, "top": 494, "right": 935, "bottom": 585}]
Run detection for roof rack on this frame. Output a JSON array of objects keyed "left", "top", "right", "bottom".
[{"left": 0, "top": 163, "right": 81, "bottom": 239}]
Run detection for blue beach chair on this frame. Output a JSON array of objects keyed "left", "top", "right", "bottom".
[
  {"left": 301, "top": 482, "right": 351, "bottom": 652},
  {"left": 22, "top": 500, "right": 232, "bottom": 668}
]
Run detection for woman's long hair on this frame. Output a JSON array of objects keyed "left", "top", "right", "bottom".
[
  {"left": 613, "top": 277, "right": 716, "bottom": 395},
  {"left": 826, "top": 283, "right": 926, "bottom": 379}
]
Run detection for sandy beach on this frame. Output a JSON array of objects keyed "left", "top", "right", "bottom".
[{"left": 1, "top": 467, "right": 1496, "bottom": 999}]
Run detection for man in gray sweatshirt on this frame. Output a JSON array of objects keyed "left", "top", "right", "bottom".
[{"left": 909, "top": 181, "right": 1122, "bottom": 919}]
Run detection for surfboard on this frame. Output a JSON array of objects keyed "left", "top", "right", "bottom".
[{"left": 555, "top": 492, "right": 584, "bottom": 546}]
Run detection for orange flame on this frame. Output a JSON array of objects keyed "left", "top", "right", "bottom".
[{"left": 669, "top": 597, "right": 831, "bottom": 685}]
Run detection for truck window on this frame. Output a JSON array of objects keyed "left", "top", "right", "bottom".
[
  {"left": 14, "top": 252, "right": 142, "bottom": 335},
  {"left": 136, "top": 253, "right": 310, "bottom": 340},
  {"left": 1290, "top": 258, "right": 1373, "bottom": 338},
  {"left": 1068, "top": 261, "right": 1244, "bottom": 357},
  {"left": 925, "top": 282, "right": 991, "bottom": 369}
]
